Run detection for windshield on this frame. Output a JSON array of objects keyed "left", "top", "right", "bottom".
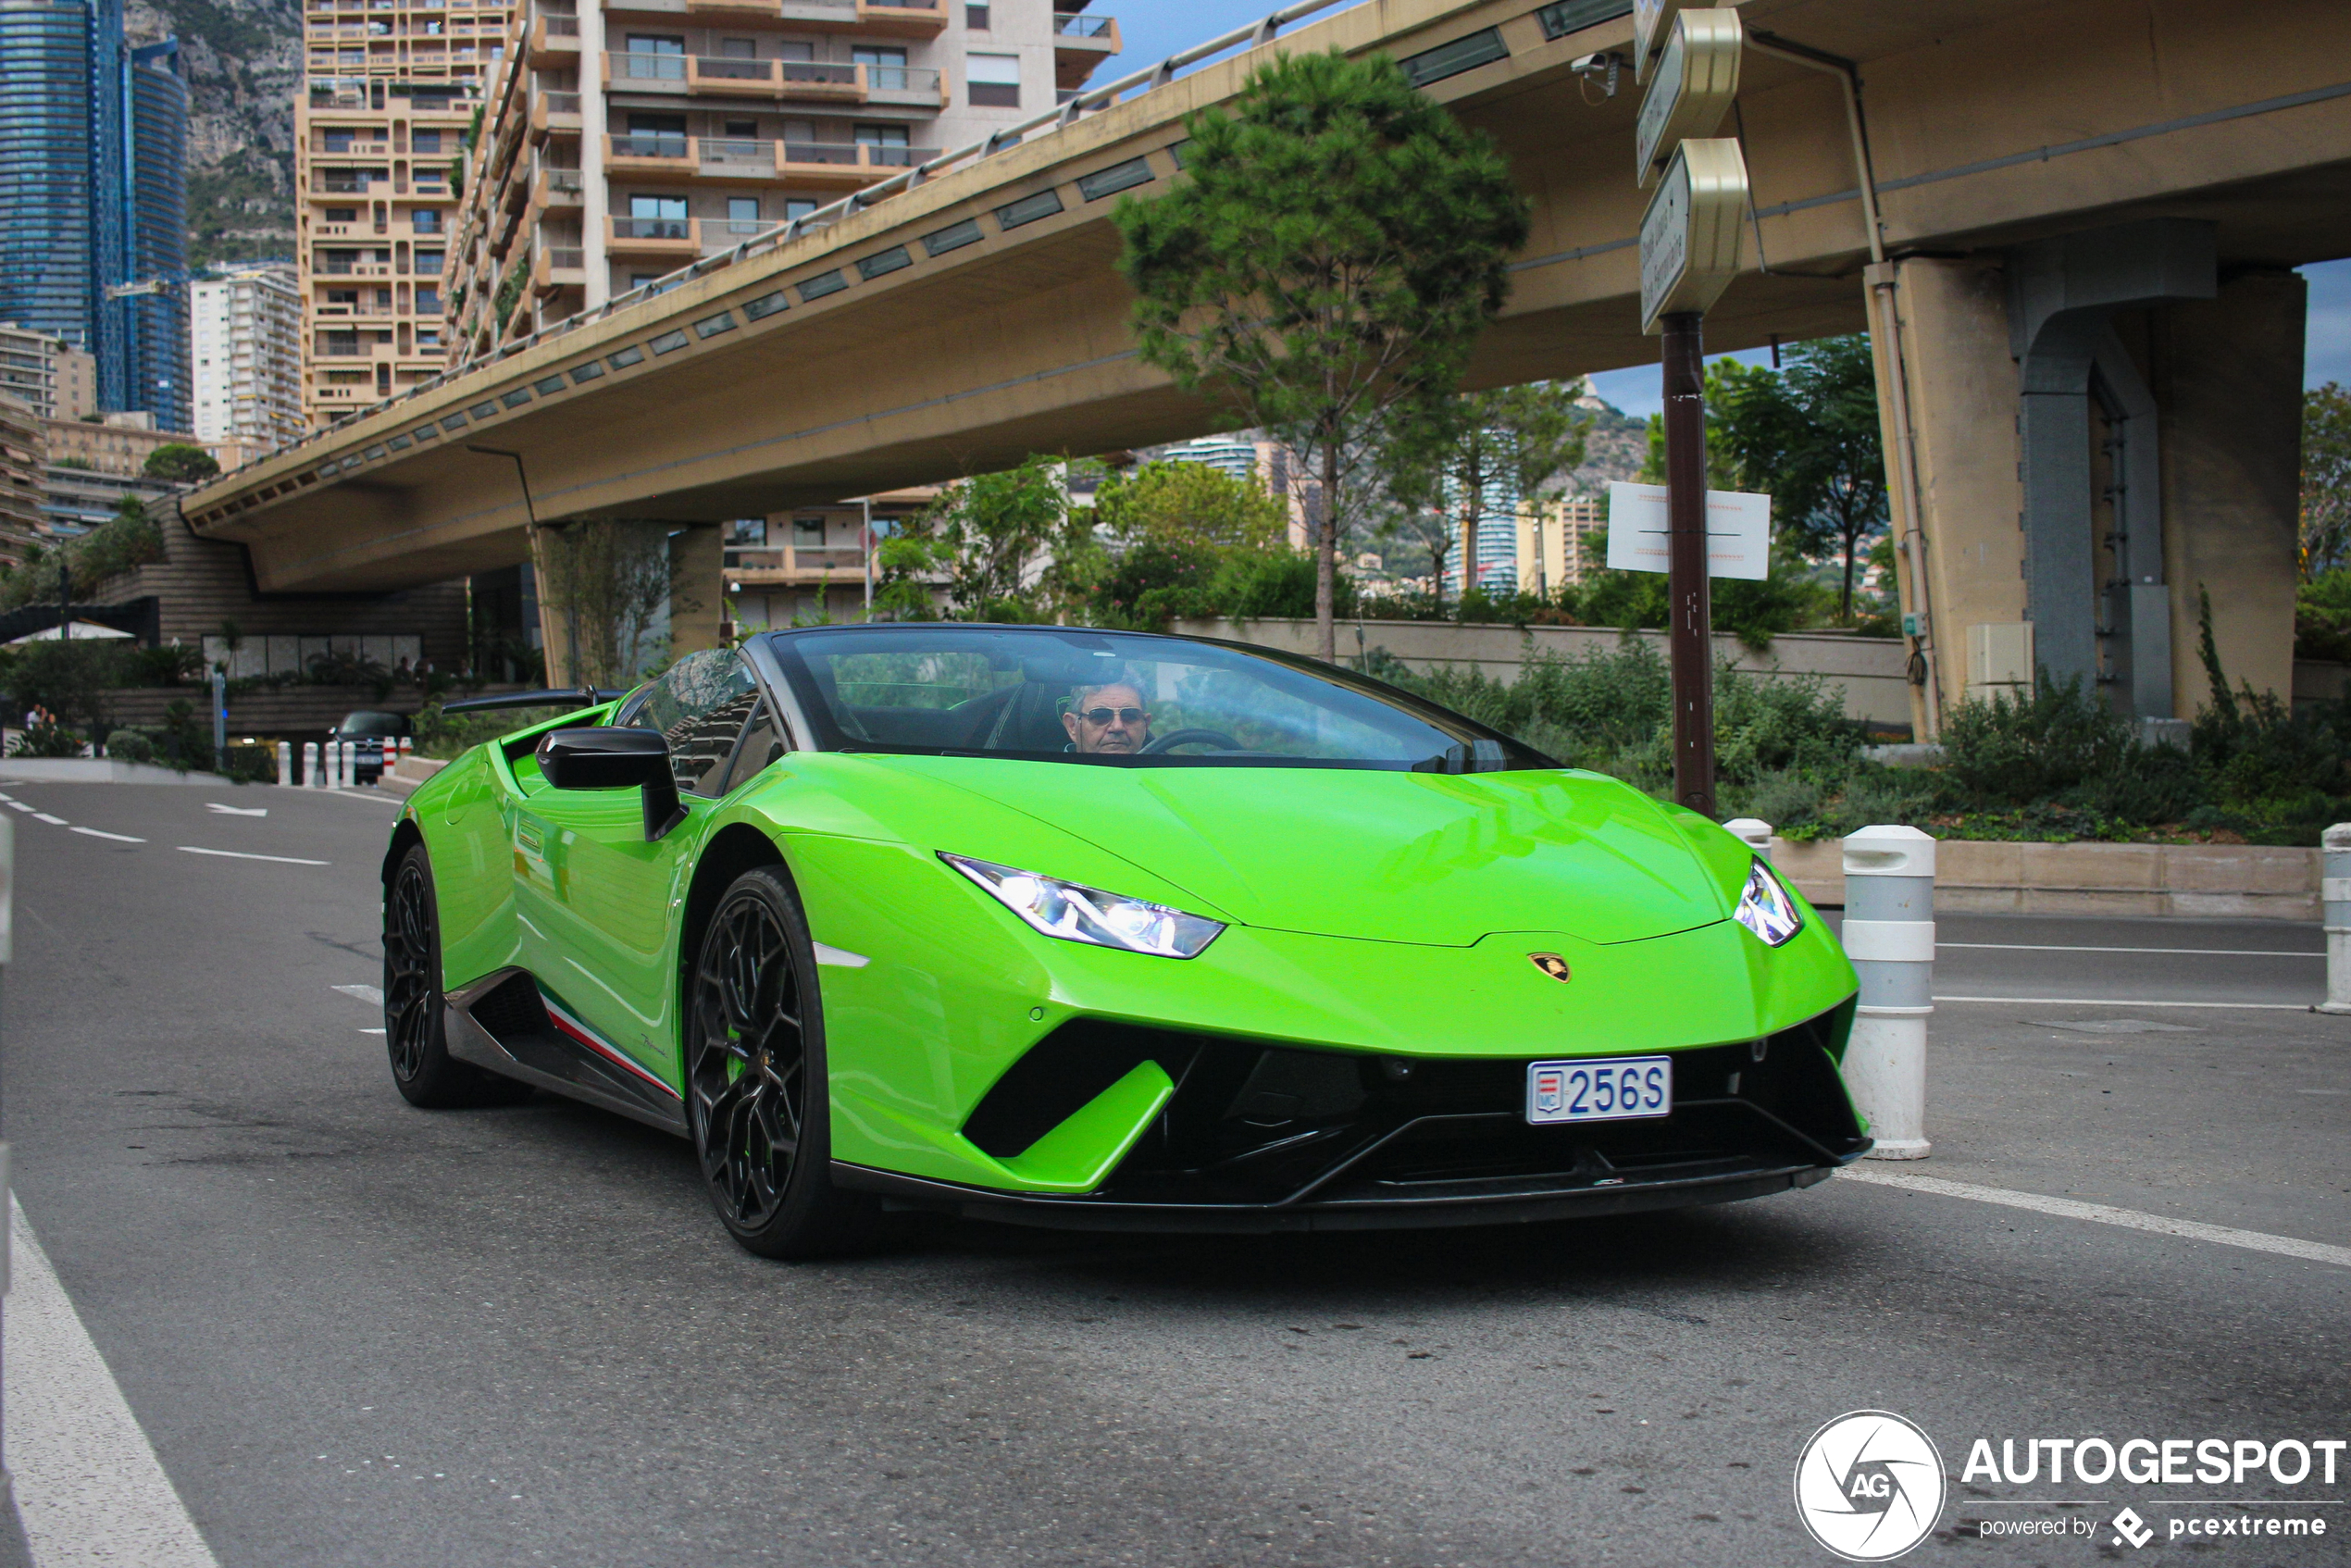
[
  {"left": 762, "top": 626, "right": 1554, "bottom": 772},
  {"left": 337, "top": 711, "right": 409, "bottom": 736}
]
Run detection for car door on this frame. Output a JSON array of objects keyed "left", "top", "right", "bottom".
[{"left": 513, "top": 650, "right": 764, "bottom": 1085}]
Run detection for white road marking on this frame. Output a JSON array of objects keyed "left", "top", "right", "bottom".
[
  {"left": 177, "top": 846, "right": 330, "bottom": 866},
  {"left": 333, "top": 983, "right": 384, "bottom": 1005},
  {"left": 358, "top": 1027, "right": 386, "bottom": 1036},
  {"left": 1934, "top": 995, "right": 2313, "bottom": 1010},
  {"left": 69, "top": 827, "right": 145, "bottom": 843},
  {"left": 6, "top": 802, "right": 31, "bottom": 812},
  {"left": 812, "top": 942, "right": 870, "bottom": 968},
  {"left": 1939, "top": 942, "right": 2322, "bottom": 958},
  {"left": 204, "top": 803, "right": 267, "bottom": 817},
  {"left": 31, "top": 813, "right": 66, "bottom": 825},
  {"left": 1838, "top": 1168, "right": 2351, "bottom": 1270},
  {"left": 7, "top": 1199, "right": 222, "bottom": 1567}
]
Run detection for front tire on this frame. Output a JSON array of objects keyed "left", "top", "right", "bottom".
[
  {"left": 383, "top": 844, "right": 530, "bottom": 1108},
  {"left": 686, "top": 865, "right": 876, "bottom": 1258}
]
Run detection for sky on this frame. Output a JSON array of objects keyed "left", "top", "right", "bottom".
[{"left": 1105, "top": 3, "right": 2351, "bottom": 416}]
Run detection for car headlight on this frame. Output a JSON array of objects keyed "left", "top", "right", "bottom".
[
  {"left": 940, "top": 853, "right": 1225, "bottom": 959},
  {"left": 1732, "top": 857, "right": 1802, "bottom": 946}
]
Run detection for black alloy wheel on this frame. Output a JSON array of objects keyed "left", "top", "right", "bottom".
[
  {"left": 686, "top": 865, "right": 876, "bottom": 1258},
  {"left": 383, "top": 844, "right": 530, "bottom": 1108}
]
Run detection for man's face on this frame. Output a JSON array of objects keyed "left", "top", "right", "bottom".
[{"left": 1064, "top": 683, "right": 1149, "bottom": 754}]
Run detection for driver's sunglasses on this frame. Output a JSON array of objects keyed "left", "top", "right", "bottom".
[{"left": 1079, "top": 706, "right": 1146, "bottom": 726}]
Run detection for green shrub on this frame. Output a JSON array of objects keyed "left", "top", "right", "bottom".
[
  {"left": 1936, "top": 674, "right": 2134, "bottom": 807},
  {"left": 8, "top": 720, "right": 83, "bottom": 757},
  {"left": 105, "top": 728, "right": 155, "bottom": 763}
]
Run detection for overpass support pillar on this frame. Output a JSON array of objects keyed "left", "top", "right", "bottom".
[
  {"left": 1865, "top": 255, "right": 2024, "bottom": 740},
  {"left": 667, "top": 523, "right": 725, "bottom": 658},
  {"left": 2149, "top": 269, "right": 2305, "bottom": 716}
]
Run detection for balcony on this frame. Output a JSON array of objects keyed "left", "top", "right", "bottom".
[
  {"left": 532, "top": 246, "right": 587, "bottom": 292},
  {"left": 606, "top": 215, "right": 698, "bottom": 256},
  {"left": 723, "top": 544, "right": 867, "bottom": 583},
  {"left": 1051, "top": 10, "right": 1118, "bottom": 87},
  {"left": 530, "top": 90, "right": 583, "bottom": 138},
  {"left": 853, "top": 0, "right": 942, "bottom": 37},
  {"left": 532, "top": 163, "right": 584, "bottom": 207},
  {"left": 599, "top": 53, "right": 939, "bottom": 107},
  {"left": 527, "top": 12, "right": 578, "bottom": 64},
  {"left": 605, "top": 131, "right": 695, "bottom": 176}
]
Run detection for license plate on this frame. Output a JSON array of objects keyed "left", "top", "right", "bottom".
[{"left": 1526, "top": 1055, "right": 1673, "bottom": 1125}]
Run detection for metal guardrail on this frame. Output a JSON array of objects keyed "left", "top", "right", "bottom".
[{"left": 217, "top": 0, "right": 1367, "bottom": 481}]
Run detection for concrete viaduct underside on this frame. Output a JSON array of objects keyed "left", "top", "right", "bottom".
[{"left": 185, "top": 0, "right": 2351, "bottom": 728}]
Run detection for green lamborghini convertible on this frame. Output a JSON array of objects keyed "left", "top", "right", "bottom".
[{"left": 383, "top": 624, "right": 1870, "bottom": 1256}]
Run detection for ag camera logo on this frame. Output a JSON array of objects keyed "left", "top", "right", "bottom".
[{"left": 1795, "top": 1411, "right": 1947, "bottom": 1562}]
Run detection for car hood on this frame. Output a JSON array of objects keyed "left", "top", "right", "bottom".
[{"left": 860, "top": 756, "right": 1728, "bottom": 946}]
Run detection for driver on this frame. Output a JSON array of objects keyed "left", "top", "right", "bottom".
[{"left": 1063, "top": 680, "right": 1151, "bottom": 754}]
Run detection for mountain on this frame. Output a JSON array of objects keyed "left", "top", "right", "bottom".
[
  {"left": 127, "top": 0, "right": 304, "bottom": 268},
  {"left": 1554, "top": 392, "right": 1649, "bottom": 495}
]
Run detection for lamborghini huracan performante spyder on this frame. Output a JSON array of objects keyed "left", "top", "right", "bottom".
[{"left": 382, "top": 625, "right": 1871, "bottom": 1256}]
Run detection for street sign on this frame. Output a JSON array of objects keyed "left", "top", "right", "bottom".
[
  {"left": 1636, "top": 7, "right": 1743, "bottom": 188},
  {"left": 1638, "top": 137, "right": 1749, "bottom": 332},
  {"left": 1605, "top": 480, "right": 1770, "bottom": 579},
  {"left": 1631, "top": 0, "right": 1704, "bottom": 82}
]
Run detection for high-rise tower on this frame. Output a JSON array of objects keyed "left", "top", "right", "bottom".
[{"left": 0, "top": 0, "right": 189, "bottom": 429}]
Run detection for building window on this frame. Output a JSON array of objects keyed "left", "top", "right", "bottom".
[
  {"left": 416, "top": 250, "right": 444, "bottom": 274},
  {"left": 964, "top": 3, "right": 988, "bottom": 27},
  {"left": 853, "top": 44, "right": 908, "bottom": 90},
  {"left": 784, "top": 198, "right": 816, "bottom": 221},
  {"left": 411, "top": 209, "right": 442, "bottom": 233},
  {"left": 793, "top": 516, "right": 825, "bottom": 547},
  {"left": 325, "top": 330, "right": 360, "bottom": 356},
  {"left": 722, "top": 118, "right": 757, "bottom": 139},
  {"left": 416, "top": 285, "right": 442, "bottom": 312},
  {"left": 412, "top": 129, "right": 442, "bottom": 153},
  {"left": 325, "top": 207, "right": 358, "bottom": 223},
  {"left": 967, "top": 51, "right": 1018, "bottom": 107},
  {"left": 324, "top": 129, "right": 355, "bottom": 151}
]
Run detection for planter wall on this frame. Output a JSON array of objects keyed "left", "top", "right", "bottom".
[
  {"left": 1769, "top": 838, "right": 2317, "bottom": 921},
  {"left": 100, "top": 685, "right": 428, "bottom": 735},
  {"left": 1173, "top": 617, "right": 1911, "bottom": 728}
]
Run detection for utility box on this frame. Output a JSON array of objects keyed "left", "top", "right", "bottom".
[{"left": 1966, "top": 621, "right": 2034, "bottom": 703}]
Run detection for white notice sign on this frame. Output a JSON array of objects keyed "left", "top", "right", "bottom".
[{"left": 1604, "top": 480, "right": 1770, "bottom": 579}]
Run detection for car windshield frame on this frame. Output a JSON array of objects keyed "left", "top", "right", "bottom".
[{"left": 757, "top": 625, "right": 1557, "bottom": 773}]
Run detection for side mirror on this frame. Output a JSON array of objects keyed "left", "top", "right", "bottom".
[{"left": 535, "top": 727, "right": 686, "bottom": 840}]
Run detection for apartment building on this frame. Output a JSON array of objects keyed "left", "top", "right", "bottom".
[
  {"left": 1516, "top": 495, "right": 1604, "bottom": 595},
  {"left": 444, "top": 0, "right": 1120, "bottom": 355},
  {"left": 192, "top": 263, "right": 306, "bottom": 453},
  {"left": 0, "top": 324, "right": 98, "bottom": 422},
  {"left": 0, "top": 397, "right": 43, "bottom": 563},
  {"left": 293, "top": 0, "right": 512, "bottom": 426}
]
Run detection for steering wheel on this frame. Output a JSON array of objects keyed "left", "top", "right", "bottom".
[{"left": 1140, "top": 728, "right": 1246, "bottom": 755}]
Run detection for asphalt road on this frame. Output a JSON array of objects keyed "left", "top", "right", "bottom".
[{"left": 3, "top": 778, "right": 2346, "bottom": 1567}]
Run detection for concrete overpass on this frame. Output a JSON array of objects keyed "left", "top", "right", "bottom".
[{"left": 184, "top": 0, "right": 2351, "bottom": 728}]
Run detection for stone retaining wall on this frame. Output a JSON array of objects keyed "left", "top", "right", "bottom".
[{"left": 1769, "top": 838, "right": 2317, "bottom": 921}]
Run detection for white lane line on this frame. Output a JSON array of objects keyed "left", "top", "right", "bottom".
[
  {"left": 176, "top": 846, "right": 330, "bottom": 866},
  {"left": 1934, "top": 995, "right": 2314, "bottom": 1011},
  {"left": 204, "top": 803, "right": 267, "bottom": 817},
  {"left": 7, "top": 1199, "right": 223, "bottom": 1567},
  {"left": 332, "top": 983, "right": 384, "bottom": 1006},
  {"left": 1939, "top": 942, "right": 2323, "bottom": 958},
  {"left": 5, "top": 802, "right": 31, "bottom": 812},
  {"left": 31, "top": 813, "right": 66, "bottom": 825},
  {"left": 358, "top": 1027, "right": 386, "bottom": 1036},
  {"left": 70, "top": 826, "right": 146, "bottom": 843},
  {"left": 1838, "top": 1168, "right": 2351, "bottom": 1270}
]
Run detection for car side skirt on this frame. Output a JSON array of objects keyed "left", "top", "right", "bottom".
[
  {"left": 830, "top": 1159, "right": 1842, "bottom": 1234},
  {"left": 445, "top": 967, "right": 689, "bottom": 1138}
]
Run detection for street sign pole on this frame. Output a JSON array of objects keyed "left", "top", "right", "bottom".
[
  {"left": 1661, "top": 311, "right": 1714, "bottom": 815},
  {"left": 1633, "top": 6, "right": 1747, "bottom": 818}
]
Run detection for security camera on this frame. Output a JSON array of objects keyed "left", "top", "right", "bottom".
[{"left": 1569, "top": 50, "right": 1625, "bottom": 99}]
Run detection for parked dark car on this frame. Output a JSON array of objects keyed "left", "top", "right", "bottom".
[{"left": 330, "top": 710, "right": 413, "bottom": 785}]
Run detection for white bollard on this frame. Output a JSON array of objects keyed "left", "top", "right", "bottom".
[
  {"left": 276, "top": 741, "right": 292, "bottom": 787},
  {"left": 1723, "top": 817, "right": 1773, "bottom": 861},
  {"left": 342, "top": 740, "right": 357, "bottom": 789},
  {"left": 397, "top": 735, "right": 413, "bottom": 764},
  {"left": 1840, "top": 825, "right": 1934, "bottom": 1160},
  {"left": 302, "top": 741, "right": 319, "bottom": 787},
  {"left": 2320, "top": 824, "right": 2351, "bottom": 1014},
  {"left": 328, "top": 741, "right": 343, "bottom": 790}
]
